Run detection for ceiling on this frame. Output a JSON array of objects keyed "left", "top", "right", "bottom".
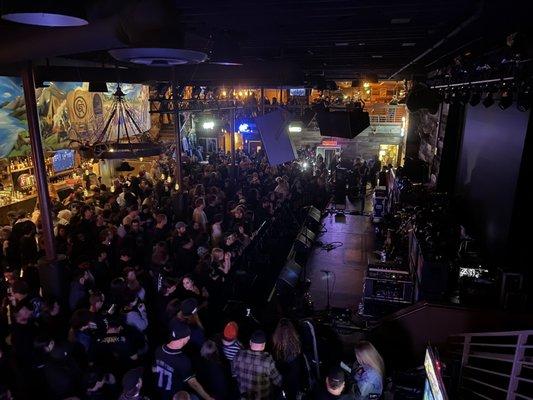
[{"left": 0, "top": 0, "right": 530, "bottom": 84}]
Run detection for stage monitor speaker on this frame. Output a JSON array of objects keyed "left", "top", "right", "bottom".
[
  {"left": 295, "top": 232, "right": 313, "bottom": 251},
  {"left": 317, "top": 109, "right": 370, "bottom": 138},
  {"left": 308, "top": 206, "right": 322, "bottom": 224},
  {"left": 278, "top": 259, "right": 303, "bottom": 288},
  {"left": 300, "top": 227, "right": 316, "bottom": 242},
  {"left": 406, "top": 83, "right": 442, "bottom": 114}
]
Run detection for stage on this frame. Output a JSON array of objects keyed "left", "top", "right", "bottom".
[{"left": 306, "top": 197, "right": 375, "bottom": 311}]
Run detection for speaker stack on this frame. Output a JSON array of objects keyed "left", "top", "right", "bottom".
[
  {"left": 275, "top": 206, "right": 324, "bottom": 301},
  {"left": 316, "top": 108, "right": 370, "bottom": 139}
]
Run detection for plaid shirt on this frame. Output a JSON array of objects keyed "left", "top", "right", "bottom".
[{"left": 232, "top": 349, "right": 282, "bottom": 399}]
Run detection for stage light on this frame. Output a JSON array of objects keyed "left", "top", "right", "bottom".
[
  {"left": 109, "top": 147, "right": 115, "bottom": 152},
  {"left": 166, "top": 176, "right": 172, "bottom": 183},
  {"left": 139, "top": 157, "right": 144, "bottom": 162},
  {"left": 302, "top": 162, "right": 309, "bottom": 169},
  {"left": 499, "top": 90, "right": 513, "bottom": 110},
  {"left": 202, "top": 121, "right": 215, "bottom": 130},
  {"left": 482, "top": 93, "right": 494, "bottom": 108},
  {"left": 239, "top": 123, "right": 249, "bottom": 132},
  {"left": 469, "top": 91, "right": 482, "bottom": 106},
  {"left": 161, "top": 173, "right": 166, "bottom": 180},
  {"left": 363, "top": 82, "right": 370, "bottom": 88},
  {"left": 517, "top": 88, "right": 531, "bottom": 112},
  {"left": 174, "top": 183, "right": 180, "bottom": 191},
  {"left": 288, "top": 125, "right": 302, "bottom": 133}
]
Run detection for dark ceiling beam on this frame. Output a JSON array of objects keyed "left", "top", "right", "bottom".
[{"left": 29, "top": 61, "right": 304, "bottom": 86}]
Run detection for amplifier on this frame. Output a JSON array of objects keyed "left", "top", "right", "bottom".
[
  {"left": 363, "top": 277, "right": 414, "bottom": 304},
  {"left": 368, "top": 263, "right": 410, "bottom": 280}
]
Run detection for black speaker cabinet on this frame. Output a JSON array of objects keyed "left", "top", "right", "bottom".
[
  {"left": 278, "top": 259, "right": 303, "bottom": 288},
  {"left": 317, "top": 109, "right": 370, "bottom": 138}
]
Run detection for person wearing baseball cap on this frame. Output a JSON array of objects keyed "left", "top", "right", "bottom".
[
  {"left": 153, "top": 319, "right": 214, "bottom": 400},
  {"left": 221, "top": 321, "right": 243, "bottom": 362},
  {"left": 177, "top": 298, "right": 206, "bottom": 352},
  {"left": 232, "top": 329, "right": 282, "bottom": 399}
]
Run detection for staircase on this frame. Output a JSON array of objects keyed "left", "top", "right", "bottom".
[{"left": 447, "top": 330, "right": 533, "bottom": 399}]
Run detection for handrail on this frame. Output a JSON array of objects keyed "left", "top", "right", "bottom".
[
  {"left": 448, "top": 329, "right": 533, "bottom": 400},
  {"left": 451, "top": 330, "right": 533, "bottom": 337}
]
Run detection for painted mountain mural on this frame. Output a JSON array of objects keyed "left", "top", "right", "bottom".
[{"left": 0, "top": 76, "right": 150, "bottom": 158}]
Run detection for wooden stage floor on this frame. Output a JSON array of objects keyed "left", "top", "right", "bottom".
[{"left": 306, "top": 197, "right": 375, "bottom": 311}]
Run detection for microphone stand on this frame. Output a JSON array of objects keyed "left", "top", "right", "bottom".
[{"left": 322, "top": 270, "right": 332, "bottom": 312}]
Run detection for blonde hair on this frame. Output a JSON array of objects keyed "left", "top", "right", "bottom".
[{"left": 355, "top": 341, "right": 384, "bottom": 377}]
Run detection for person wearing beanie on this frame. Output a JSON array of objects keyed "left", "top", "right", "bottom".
[
  {"left": 232, "top": 329, "right": 282, "bottom": 400},
  {"left": 221, "top": 321, "right": 243, "bottom": 362},
  {"left": 153, "top": 319, "right": 214, "bottom": 400}
]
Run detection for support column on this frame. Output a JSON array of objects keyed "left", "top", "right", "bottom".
[
  {"left": 172, "top": 68, "right": 183, "bottom": 191},
  {"left": 230, "top": 104, "right": 237, "bottom": 180},
  {"left": 261, "top": 87, "right": 265, "bottom": 115},
  {"left": 21, "top": 62, "right": 56, "bottom": 261}
]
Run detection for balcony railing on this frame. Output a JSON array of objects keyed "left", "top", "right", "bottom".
[{"left": 447, "top": 330, "right": 533, "bottom": 400}]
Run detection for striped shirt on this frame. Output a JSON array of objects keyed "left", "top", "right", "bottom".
[{"left": 222, "top": 339, "right": 243, "bottom": 361}]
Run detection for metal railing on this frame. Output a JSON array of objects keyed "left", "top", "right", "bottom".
[{"left": 447, "top": 330, "right": 533, "bottom": 400}]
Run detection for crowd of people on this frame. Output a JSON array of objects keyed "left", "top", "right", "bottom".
[{"left": 0, "top": 148, "right": 384, "bottom": 400}]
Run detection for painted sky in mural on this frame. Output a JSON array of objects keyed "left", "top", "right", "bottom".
[{"left": 0, "top": 76, "right": 150, "bottom": 158}]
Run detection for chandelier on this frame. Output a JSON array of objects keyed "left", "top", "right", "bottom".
[{"left": 78, "top": 85, "right": 163, "bottom": 160}]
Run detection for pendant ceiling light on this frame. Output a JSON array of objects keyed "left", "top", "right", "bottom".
[
  {"left": 109, "top": 48, "right": 207, "bottom": 66},
  {"left": 1, "top": 0, "right": 88, "bottom": 27}
]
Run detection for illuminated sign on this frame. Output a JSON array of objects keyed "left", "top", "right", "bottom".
[{"left": 321, "top": 140, "right": 338, "bottom": 147}]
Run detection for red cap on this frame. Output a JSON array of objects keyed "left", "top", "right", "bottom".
[{"left": 223, "top": 321, "right": 238, "bottom": 341}]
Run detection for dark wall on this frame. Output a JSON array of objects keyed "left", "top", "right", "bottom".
[{"left": 455, "top": 105, "right": 530, "bottom": 262}]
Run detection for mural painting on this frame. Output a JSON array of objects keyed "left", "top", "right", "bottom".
[{"left": 0, "top": 77, "right": 150, "bottom": 158}]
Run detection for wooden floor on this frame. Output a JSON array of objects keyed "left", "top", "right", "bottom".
[{"left": 307, "top": 197, "right": 375, "bottom": 311}]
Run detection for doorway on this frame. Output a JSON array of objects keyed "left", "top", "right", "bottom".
[
  {"left": 378, "top": 144, "right": 399, "bottom": 167},
  {"left": 247, "top": 140, "right": 262, "bottom": 154},
  {"left": 316, "top": 146, "right": 341, "bottom": 167},
  {"left": 198, "top": 138, "right": 218, "bottom": 155}
]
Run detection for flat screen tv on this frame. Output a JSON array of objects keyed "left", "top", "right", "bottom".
[
  {"left": 52, "top": 149, "right": 75, "bottom": 173},
  {"left": 423, "top": 346, "right": 448, "bottom": 400},
  {"left": 290, "top": 88, "right": 306, "bottom": 96}
]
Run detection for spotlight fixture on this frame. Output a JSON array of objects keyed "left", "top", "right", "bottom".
[
  {"left": 482, "top": 93, "right": 495, "bottom": 108},
  {"left": 238, "top": 123, "right": 250, "bottom": 133},
  {"left": 202, "top": 121, "right": 215, "bottom": 130},
  {"left": 457, "top": 90, "right": 470, "bottom": 105},
  {"left": 516, "top": 88, "right": 531, "bottom": 112},
  {"left": 469, "top": 91, "right": 482, "bottom": 106},
  {"left": 288, "top": 125, "right": 302, "bottom": 133},
  {"left": 499, "top": 90, "right": 513, "bottom": 110},
  {"left": 1, "top": 0, "right": 88, "bottom": 27}
]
